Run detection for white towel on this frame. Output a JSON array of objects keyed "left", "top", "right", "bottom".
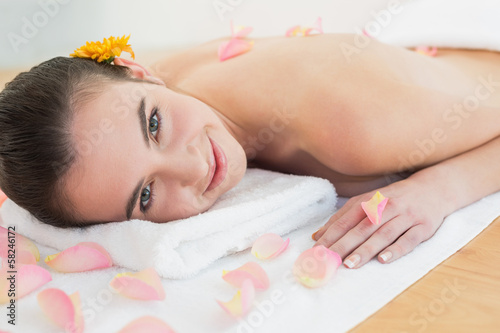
[
  {"left": 376, "top": 0, "right": 500, "bottom": 51},
  {"left": 0, "top": 168, "right": 337, "bottom": 279}
]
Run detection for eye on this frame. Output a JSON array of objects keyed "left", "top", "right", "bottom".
[
  {"left": 140, "top": 184, "right": 152, "bottom": 211},
  {"left": 149, "top": 107, "right": 160, "bottom": 139}
]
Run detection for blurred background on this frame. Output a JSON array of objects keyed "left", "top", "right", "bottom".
[{"left": 1, "top": 0, "right": 393, "bottom": 70}]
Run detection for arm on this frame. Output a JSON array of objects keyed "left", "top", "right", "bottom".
[{"left": 313, "top": 134, "right": 500, "bottom": 268}]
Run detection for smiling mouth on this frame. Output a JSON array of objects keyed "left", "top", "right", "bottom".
[{"left": 205, "top": 137, "right": 228, "bottom": 193}]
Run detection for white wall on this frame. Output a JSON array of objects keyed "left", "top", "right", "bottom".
[{"left": 0, "top": 0, "right": 394, "bottom": 69}]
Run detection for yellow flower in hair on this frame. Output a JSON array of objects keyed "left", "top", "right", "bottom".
[{"left": 70, "top": 35, "right": 135, "bottom": 64}]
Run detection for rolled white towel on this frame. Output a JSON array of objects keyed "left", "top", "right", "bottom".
[{"left": 0, "top": 168, "right": 337, "bottom": 279}]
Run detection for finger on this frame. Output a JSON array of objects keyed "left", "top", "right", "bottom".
[
  {"left": 377, "top": 224, "right": 430, "bottom": 264},
  {"left": 342, "top": 216, "right": 412, "bottom": 268},
  {"left": 312, "top": 198, "right": 365, "bottom": 241},
  {"left": 322, "top": 216, "right": 383, "bottom": 259}
]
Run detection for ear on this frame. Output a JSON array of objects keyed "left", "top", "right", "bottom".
[{"left": 113, "top": 58, "right": 165, "bottom": 86}]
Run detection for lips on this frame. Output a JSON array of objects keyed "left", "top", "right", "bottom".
[{"left": 205, "top": 137, "right": 228, "bottom": 193}]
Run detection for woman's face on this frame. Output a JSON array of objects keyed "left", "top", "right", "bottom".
[{"left": 64, "top": 80, "right": 247, "bottom": 224}]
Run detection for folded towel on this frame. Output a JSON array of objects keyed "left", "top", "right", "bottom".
[{"left": 0, "top": 168, "right": 337, "bottom": 279}]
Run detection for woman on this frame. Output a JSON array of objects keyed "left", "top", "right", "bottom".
[{"left": 1, "top": 33, "right": 499, "bottom": 269}]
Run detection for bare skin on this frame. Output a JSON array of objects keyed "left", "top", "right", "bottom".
[
  {"left": 148, "top": 33, "right": 500, "bottom": 268},
  {"left": 67, "top": 33, "right": 500, "bottom": 269}
]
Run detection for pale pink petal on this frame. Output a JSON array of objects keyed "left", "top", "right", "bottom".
[
  {"left": 415, "top": 46, "right": 438, "bottom": 57},
  {"left": 118, "top": 316, "right": 176, "bottom": 333},
  {"left": 293, "top": 245, "right": 341, "bottom": 288},
  {"left": 216, "top": 279, "right": 255, "bottom": 318},
  {"left": 362, "top": 29, "right": 373, "bottom": 38},
  {"left": 229, "top": 20, "right": 253, "bottom": 38},
  {"left": 222, "top": 262, "right": 269, "bottom": 290},
  {"left": 304, "top": 17, "right": 323, "bottom": 35},
  {"left": 0, "top": 189, "right": 7, "bottom": 207},
  {"left": 0, "top": 264, "right": 52, "bottom": 303},
  {"left": 0, "top": 226, "right": 40, "bottom": 263},
  {"left": 44, "top": 242, "right": 112, "bottom": 272},
  {"left": 361, "top": 191, "right": 388, "bottom": 225},
  {"left": 218, "top": 39, "right": 254, "bottom": 62},
  {"left": 37, "top": 288, "right": 84, "bottom": 333},
  {"left": 251, "top": 233, "right": 289, "bottom": 260},
  {"left": 285, "top": 25, "right": 302, "bottom": 37},
  {"left": 109, "top": 267, "right": 165, "bottom": 300}
]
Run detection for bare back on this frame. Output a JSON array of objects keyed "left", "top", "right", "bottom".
[{"left": 150, "top": 34, "right": 500, "bottom": 196}]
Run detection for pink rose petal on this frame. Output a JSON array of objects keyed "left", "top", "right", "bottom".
[
  {"left": 251, "top": 233, "right": 289, "bottom": 260},
  {"left": 218, "top": 38, "right": 254, "bottom": 62},
  {"left": 415, "top": 46, "right": 438, "bottom": 57},
  {"left": 44, "top": 242, "right": 113, "bottom": 272},
  {"left": 361, "top": 191, "right": 388, "bottom": 225},
  {"left": 293, "top": 245, "right": 341, "bottom": 288},
  {"left": 231, "top": 20, "right": 253, "bottom": 38},
  {"left": 0, "top": 226, "right": 40, "bottom": 264},
  {"left": 222, "top": 262, "right": 269, "bottom": 290},
  {"left": 286, "top": 17, "right": 323, "bottom": 36},
  {"left": 0, "top": 189, "right": 7, "bottom": 208},
  {"left": 37, "top": 288, "right": 84, "bottom": 333},
  {"left": 109, "top": 267, "right": 165, "bottom": 300},
  {"left": 118, "top": 316, "right": 176, "bottom": 333},
  {"left": 0, "top": 264, "right": 52, "bottom": 303},
  {"left": 216, "top": 279, "right": 255, "bottom": 318}
]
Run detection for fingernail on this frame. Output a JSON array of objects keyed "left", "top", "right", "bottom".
[
  {"left": 344, "top": 254, "right": 361, "bottom": 268},
  {"left": 380, "top": 251, "right": 392, "bottom": 262},
  {"left": 311, "top": 228, "right": 322, "bottom": 240}
]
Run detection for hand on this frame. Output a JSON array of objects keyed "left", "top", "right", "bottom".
[{"left": 312, "top": 176, "right": 450, "bottom": 268}]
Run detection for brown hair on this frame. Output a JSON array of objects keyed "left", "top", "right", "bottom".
[{"left": 0, "top": 57, "right": 140, "bottom": 228}]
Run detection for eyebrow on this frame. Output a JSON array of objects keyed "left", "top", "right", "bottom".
[{"left": 125, "top": 97, "right": 150, "bottom": 220}]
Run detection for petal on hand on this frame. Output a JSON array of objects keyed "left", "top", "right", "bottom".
[
  {"left": 109, "top": 267, "right": 165, "bottom": 300},
  {"left": 415, "top": 46, "right": 438, "bottom": 57},
  {"left": 0, "top": 226, "right": 40, "bottom": 263},
  {"left": 361, "top": 191, "right": 388, "bottom": 225},
  {"left": 218, "top": 39, "right": 254, "bottom": 62},
  {"left": 216, "top": 279, "right": 255, "bottom": 318},
  {"left": 37, "top": 288, "right": 84, "bottom": 333},
  {"left": 118, "top": 316, "right": 176, "bottom": 333},
  {"left": 44, "top": 242, "right": 113, "bottom": 272},
  {"left": 251, "top": 233, "right": 289, "bottom": 260},
  {"left": 222, "top": 262, "right": 269, "bottom": 290},
  {"left": 0, "top": 264, "right": 52, "bottom": 303},
  {"left": 293, "top": 245, "right": 341, "bottom": 288}
]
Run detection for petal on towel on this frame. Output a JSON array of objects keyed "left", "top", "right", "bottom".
[
  {"left": 0, "top": 189, "right": 7, "bottom": 207},
  {"left": 37, "top": 288, "right": 84, "bottom": 333},
  {"left": 293, "top": 245, "right": 341, "bottom": 288},
  {"left": 361, "top": 191, "right": 388, "bottom": 225},
  {"left": 109, "top": 267, "right": 165, "bottom": 300},
  {"left": 0, "top": 226, "right": 40, "bottom": 263},
  {"left": 216, "top": 279, "right": 255, "bottom": 318},
  {"left": 222, "top": 262, "right": 269, "bottom": 290},
  {"left": 0, "top": 264, "right": 52, "bottom": 303},
  {"left": 44, "top": 241, "right": 113, "bottom": 272},
  {"left": 118, "top": 316, "right": 176, "bottom": 333},
  {"left": 415, "top": 46, "right": 438, "bottom": 57},
  {"left": 218, "top": 38, "right": 254, "bottom": 62},
  {"left": 251, "top": 233, "right": 289, "bottom": 260}
]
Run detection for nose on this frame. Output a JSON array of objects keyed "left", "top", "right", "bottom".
[{"left": 154, "top": 143, "right": 209, "bottom": 189}]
